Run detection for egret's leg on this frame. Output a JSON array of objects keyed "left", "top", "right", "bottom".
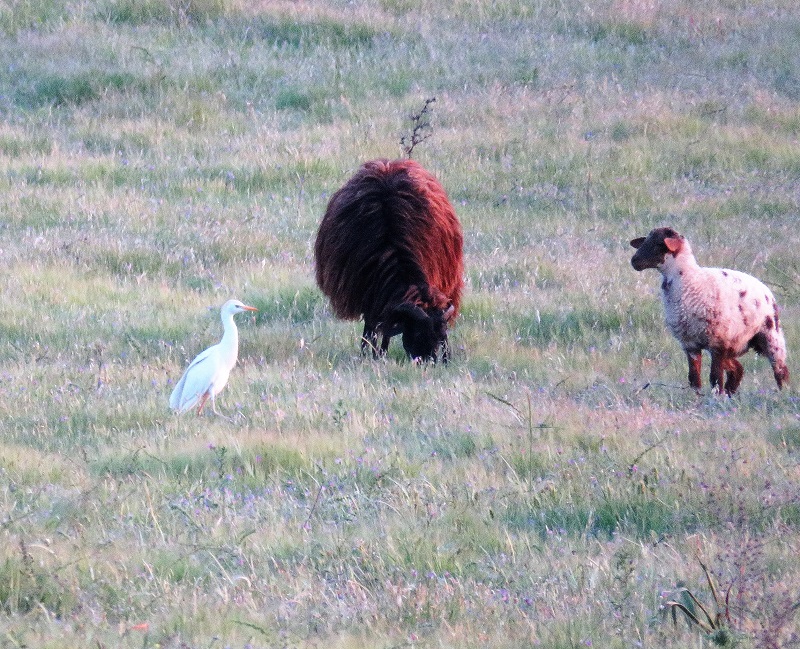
[
  {"left": 196, "top": 392, "right": 210, "bottom": 415},
  {"left": 208, "top": 393, "right": 235, "bottom": 421}
]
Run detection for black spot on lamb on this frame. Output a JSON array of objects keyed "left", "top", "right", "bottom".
[{"left": 630, "top": 227, "right": 789, "bottom": 395}]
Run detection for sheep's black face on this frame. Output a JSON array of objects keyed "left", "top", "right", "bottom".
[
  {"left": 630, "top": 227, "right": 681, "bottom": 271},
  {"left": 401, "top": 318, "right": 439, "bottom": 362},
  {"left": 391, "top": 303, "right": 448, "bottom": 363}
]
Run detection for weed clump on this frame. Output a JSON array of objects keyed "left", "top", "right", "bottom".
[{"left": 0, "top": 540, "right": 76, "bottom": 616}]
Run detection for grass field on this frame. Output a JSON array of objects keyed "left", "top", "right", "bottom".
[{"left": 1, "top": 0, "right": 799, "bottom": 646}]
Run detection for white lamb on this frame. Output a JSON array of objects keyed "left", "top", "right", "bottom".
[{"left": 630, "top": 227, "right": 789, "bottom": 395}]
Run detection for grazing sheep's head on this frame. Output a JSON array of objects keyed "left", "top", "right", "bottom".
[
  {"left": 388, "top": 302, "right": 454, "bottom": 363},
  {"left": 630, "top": 227, "right": 685, "bottom": 271}
]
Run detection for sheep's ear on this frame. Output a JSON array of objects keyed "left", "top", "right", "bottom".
[
  {"left": 630, "top": 237, "right": 646, "bottom": 249},
  {"left": 390, "top": 303, "right": 428, "bottom": 325},
  {"left": 663, "top": 236, "right": 683, "bottom": 253},
  {"left": 443, "top": 304, "right": 455, "bottom": 321}
]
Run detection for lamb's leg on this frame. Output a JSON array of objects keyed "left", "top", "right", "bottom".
[
  {"left": 723, "top": 358, "right": 744, "bottom": 395},
  {"left": 686, "top": 350, "right": 703, "bottom": 392},
  {"left": 709, "top": 351, "right": 726, "bottom": 394}
]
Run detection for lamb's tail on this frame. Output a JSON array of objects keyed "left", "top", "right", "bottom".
[
  {"left": 749, "top": 304, "right": 789, "bottom": 389},
  {"left": 770, "top": 332, "right": 790, "bottom": 389},
  {"left": 766, "top": 308, "right": 789, "bottom": 389}
]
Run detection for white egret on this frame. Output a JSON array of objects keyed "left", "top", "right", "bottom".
[{"left": 169, "top": 299, "right": 258, "bottom": 415}]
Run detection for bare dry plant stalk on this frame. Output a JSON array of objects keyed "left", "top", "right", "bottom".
[{"left": 400, "top": 97, "right": 436, "bottom": 158}]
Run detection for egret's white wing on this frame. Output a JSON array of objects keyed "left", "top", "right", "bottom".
[{"left": 169, "top": 345, "right": 220, "bottom": 412}]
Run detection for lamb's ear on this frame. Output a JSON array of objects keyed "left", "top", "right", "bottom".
[
  {"left": 630, "top": 237, "right": 646, "bottom": 249},
  {"left": 663, "top": 236, "right": 683, "bottom": 253}
]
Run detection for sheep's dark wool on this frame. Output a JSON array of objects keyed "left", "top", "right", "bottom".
[
  {"left": 315, "top": 159, "right": 463, "bottom": 362},
  {"left": 631, "top": 227, "right": 789, "bottom": 395}
]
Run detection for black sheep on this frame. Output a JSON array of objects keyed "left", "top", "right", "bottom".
[{"left": 315, "top": 159, "right": 464, "bottom": 362}]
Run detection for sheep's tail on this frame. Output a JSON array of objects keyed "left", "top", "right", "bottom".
[
  {"left": 767, "top": 307, "right": 790, "bottom": 388},
  {"left": 770, "top": 332, "right": 789, "bottom": 388}
]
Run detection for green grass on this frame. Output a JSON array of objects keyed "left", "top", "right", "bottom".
[{"left": 0, "top": 0, "right": 799, "bottom": 646}]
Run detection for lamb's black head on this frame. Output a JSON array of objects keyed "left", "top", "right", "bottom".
[
  {"left": 389, "top": 303, "right": 454, "bottom": 363},
  {"left": 630, "top": 227, "right": 684, "bottom": 271}
]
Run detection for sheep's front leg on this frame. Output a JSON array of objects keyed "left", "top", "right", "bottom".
[
  {"left": 361, "top": 323, "right": 379, "bottom": 358},
  {"left": 439, "top": 335, "right": 450, "bottom": 364},
  {"left": 686, "top": 350, "right": 703, "bottom": 392},
  {"left": 380, "top": 331, "right": 392, "bottom": 356}
]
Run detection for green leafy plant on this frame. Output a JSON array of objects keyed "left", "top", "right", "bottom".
[{"left": 662, "top": 558, "right": 736, "bottom": 646}]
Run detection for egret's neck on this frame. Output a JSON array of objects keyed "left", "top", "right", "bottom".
[{"left": 220, "top": 312, "right": 240, "bottom": 355}]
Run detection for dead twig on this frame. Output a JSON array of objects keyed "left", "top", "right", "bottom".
[{"left": 400, "top": 97, "right": 436, "bottom": 158}]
